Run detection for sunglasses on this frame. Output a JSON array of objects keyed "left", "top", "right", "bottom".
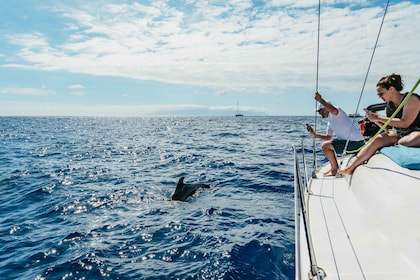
[{"left": 377, "top": 92, "right": 384, "bottom": 97}]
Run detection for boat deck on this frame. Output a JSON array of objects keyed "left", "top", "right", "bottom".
[{"left": 298, "top": 153, "right": 420, "bottom": 279}]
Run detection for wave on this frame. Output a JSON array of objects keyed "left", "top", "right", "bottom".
[{"left": 0, "top": 116, "right": 299, "bottom": 279}]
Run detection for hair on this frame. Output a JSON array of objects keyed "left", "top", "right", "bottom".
[{"left": 376, "top": 73, "right": 404, "bottom": 91}]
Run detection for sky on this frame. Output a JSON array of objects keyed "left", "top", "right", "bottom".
[{"left": 0, "top": 0, "right": 419, "bottom": 116}]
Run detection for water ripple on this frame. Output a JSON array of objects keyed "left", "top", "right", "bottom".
[{"left": 0, "top": 116, "right": 317, "bottom": 279}]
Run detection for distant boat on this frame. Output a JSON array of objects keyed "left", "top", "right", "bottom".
[
  {"left": 235, "top": 102, "right": 243, "bottom": 117},
  {"left": 348, "top": 113, "right": 362, "bottom": 118}
]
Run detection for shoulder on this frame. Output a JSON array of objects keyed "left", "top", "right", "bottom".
[
  {"left": 335, "top": 107, "right": 347, "bottom": 117},
  {"left": 408, "top": 94, "right": 420, "bottom": 110},
  {"left": 403, "top": 92, "right": 420, "bottom": 100},
  {"left": 406, "top": 93, "right": 420, "bottom": 106},
  {"left": 327, "top": 104, "right": 340, "bottom": 116}
]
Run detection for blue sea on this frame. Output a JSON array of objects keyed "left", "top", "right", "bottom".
[{"left": 0, "top": 116, "right": 315, "bottom": 280}]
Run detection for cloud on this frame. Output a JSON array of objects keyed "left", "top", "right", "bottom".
[
  {"left": 2, "top": 1, "right": 420, "bottom": 95},
  {"left": 0, "top": 101, "right": 268, "bottom": 116},
  {"left": 68, "top": 84, "right": 85, "bottom": 95},
  {"left": 0, "top": 87, "right": 49, "bottom": 96},
  {"left": 68, "top": 84, "right": 85, "bottom": 90}
]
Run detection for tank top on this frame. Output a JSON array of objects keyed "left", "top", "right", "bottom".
[{"left": 386, "top": 93, "right": 420, "bottom": 128}]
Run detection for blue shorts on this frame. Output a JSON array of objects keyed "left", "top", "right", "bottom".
[{"left": 332, "top": 139, "right": 365, "bottom": 154}]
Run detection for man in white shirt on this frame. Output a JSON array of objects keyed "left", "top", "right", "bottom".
[{"left": 306, "top": 92, "right": 365, "bottom": 176}]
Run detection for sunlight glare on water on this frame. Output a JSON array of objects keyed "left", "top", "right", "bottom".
[{"left": 0, "top": 116, "right": 315, "bottom": 279}]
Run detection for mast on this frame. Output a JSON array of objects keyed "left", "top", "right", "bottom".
[{"left": 235, "top": 102, "right": 243, "bottom": 117}]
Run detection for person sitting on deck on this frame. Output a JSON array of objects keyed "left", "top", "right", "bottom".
[
  {"left": 339, "top": 73, "right": 420, "bottom": 175},
  {"left": 306, "top": 92, "right": 365, "bottom": 176}
]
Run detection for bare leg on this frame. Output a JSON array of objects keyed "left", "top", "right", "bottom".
[
  {"left": 398, "top": 131, "right": 420, "bottom": 147},
  {"left": 339, "top": 132, "right": 397, "bottom": 175},
  {"left": 321, "top": 141, "right": 338, "bottom": 176}
]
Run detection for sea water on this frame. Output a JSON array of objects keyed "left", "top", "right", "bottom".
[{"left": 0, "top": 116, "right": 316, "bottom": 280}]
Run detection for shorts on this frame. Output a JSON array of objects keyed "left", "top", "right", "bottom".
[
  {"left": 395, "top": 127, "right": 420, "bottom": 139},
  {"left": 331, "top": 139, "right": 365, "bottom": 154}
]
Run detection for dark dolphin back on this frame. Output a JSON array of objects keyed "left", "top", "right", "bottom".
[
  {"left": 171, "top": 177, "right": 210, "bottom": 201},
  {"left": 171, "top": 177, "right": 185, "bottom": 201}
]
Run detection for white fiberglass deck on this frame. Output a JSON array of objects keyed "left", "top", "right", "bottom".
[{"left": 298, "top": 153, "right": 420, "bottom": 280}]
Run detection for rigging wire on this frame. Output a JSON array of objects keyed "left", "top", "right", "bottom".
[
  {"left": 315, "top": 0, "right": 321, "bottom": 93},
  {"left": 312, "top": 0, "right": 321, "bottom": 176},
  {"left": 342, "top": 0, "right": 390, "bottom": 156}
]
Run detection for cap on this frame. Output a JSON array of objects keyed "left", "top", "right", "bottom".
[{"left": 314, "top": 103, "right": 325, "bottom": 112}]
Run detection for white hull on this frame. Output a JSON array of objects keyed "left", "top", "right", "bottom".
[{"left": 295, "top": 152, "right": 420, "bottom": 279}]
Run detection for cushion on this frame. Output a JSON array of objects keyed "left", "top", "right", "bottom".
[{"left": 380, "top": 145, "right": 420, "bottom": 170}]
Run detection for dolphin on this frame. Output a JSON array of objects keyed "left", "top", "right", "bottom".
[{"left": 171, "top": 177, "right": 210, "bottom": 201}]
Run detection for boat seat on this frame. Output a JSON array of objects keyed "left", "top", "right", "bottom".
[{"left": 380, "top": 145, "right": 420, "bottom": 170}]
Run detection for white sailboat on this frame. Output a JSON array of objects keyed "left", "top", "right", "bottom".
[
  {"left": 294, "top": 143, "right": 420, "bottom": 279},
  {"left": 294, "top": 1, "right": 420, "bottom": 279},
  {"left": 235, "top": 102, "right": 243, "bottom": 117}
]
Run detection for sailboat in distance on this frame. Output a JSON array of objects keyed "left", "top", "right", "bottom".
[{"left": 235, "top": 102, "right": 243, "bottom": 117}]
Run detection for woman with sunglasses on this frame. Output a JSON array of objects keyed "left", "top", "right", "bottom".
[{"left": 339, "top": 73, "right": 420, "bottom": 175}]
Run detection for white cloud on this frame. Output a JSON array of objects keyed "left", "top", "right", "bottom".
[
  {"left": 68, "top": 84, "right": 85, "bottom": 90},
  {"left": 0, "top": 87, "right": 49, "bottom": 96},
  {"left": 0, "top": 101, "right": 268, "bottom": 116},
  {"left": 3, "top": 1, "right": 420, "bottom": 96},
  {"left": 67, "top": 84, "right": 85, "bottom": 96}
]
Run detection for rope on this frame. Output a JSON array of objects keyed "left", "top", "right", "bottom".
[{"left": 345, "top": 77, "right": 420, "bottom": 153}]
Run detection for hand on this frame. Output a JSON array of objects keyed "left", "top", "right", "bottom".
[
  {"left": 306, "top": 124, "right": 315, "bottom": 135},
  {"left": 366, "top": 111, "right": 380, "bottom": 122},
  {"left": 314, "top": 92, "right": 322, "bottom": 103}
]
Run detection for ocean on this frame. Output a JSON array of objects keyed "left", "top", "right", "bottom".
[{"left": 0, "top": 116, "right": 315, "bottom": 280}]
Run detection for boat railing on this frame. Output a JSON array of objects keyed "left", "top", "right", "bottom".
[{"left": 294, "top": 142, "right": 326, "bottom": 280}]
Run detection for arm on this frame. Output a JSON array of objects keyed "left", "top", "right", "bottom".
[
  {"left": 315, "top": 92, "right": 339, "bottom": 115},
  {"left": 306, "top": 124, "right": 334, "bottom": 141},
  {"left": 367, "top": 95, "right": 420, "bottom": 128}
]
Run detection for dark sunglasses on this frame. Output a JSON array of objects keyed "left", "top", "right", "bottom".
[{"left": 377, "top": 92, "right": 384, "bottom": 97}]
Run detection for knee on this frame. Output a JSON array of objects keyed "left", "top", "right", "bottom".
[
  {"left": 372, "top": 133, "right": 396, "bottom": 148},
  {"left": 321, "top": 141, "right": 333, "bottom": 151},
  {"left": 398, "top": 132, "right": 420, "bottom": 147},
  {"left": 398, "top": 138, "right": 409, "bottom": 146}
]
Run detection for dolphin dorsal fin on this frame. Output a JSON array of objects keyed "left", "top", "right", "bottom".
[{"left": 175, "top": 177, "right": 184, "bottom": 191}]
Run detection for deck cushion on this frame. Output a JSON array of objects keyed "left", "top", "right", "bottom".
[{"left": 380, "top": 145, "right": 420, "bottom": 170}]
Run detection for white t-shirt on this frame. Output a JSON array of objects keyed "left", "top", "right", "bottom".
[{"left": 326, "top": 107, "right": 364, "bottom": 141}]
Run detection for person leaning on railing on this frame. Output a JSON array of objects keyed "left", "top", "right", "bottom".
[{"left": 339, "top": 73, "right": 420, "bottom": 175}]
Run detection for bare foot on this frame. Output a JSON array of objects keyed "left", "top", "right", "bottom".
[
  {"left": 338, "top": 155, "right": 361, "bottom": 176},
  {"left": 338, "top": 168, "right": 353, "bottom": 175},
  {"left": 323, "top": 169, "right": 337, "bottom": 177}
]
